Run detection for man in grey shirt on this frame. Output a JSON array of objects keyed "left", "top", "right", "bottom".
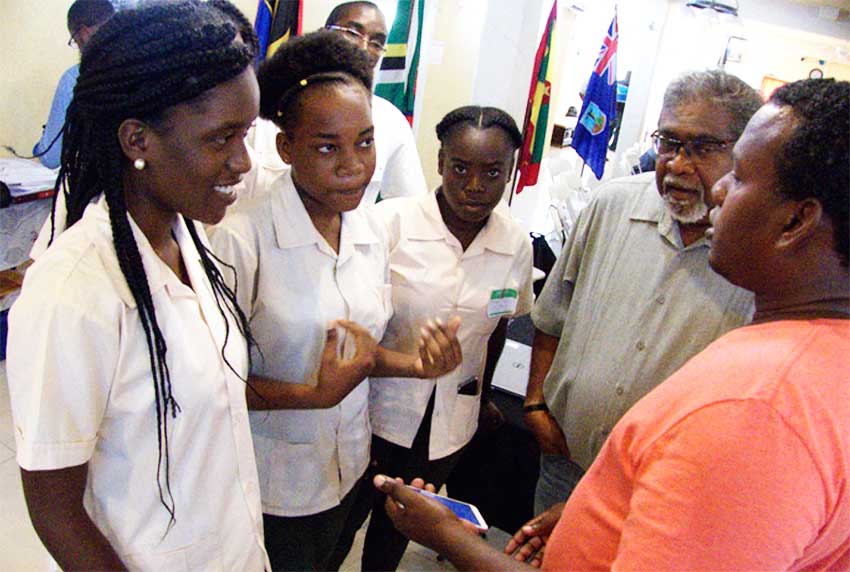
[{"left": 525, "top": 70, "right": 763, "bottom": 513}]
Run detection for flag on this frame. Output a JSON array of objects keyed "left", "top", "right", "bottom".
[
  {"left": 375, "top": 0, "right": 425, "bottom": 123},
  {"left": 254, "top": 0, "right": 302, "bottom": 64},
  {"left": 515, "top": 1, "right": 557, "bottom": 195},
  {"left": 571, "top": 11, "right": 618, "bottom": 180}
]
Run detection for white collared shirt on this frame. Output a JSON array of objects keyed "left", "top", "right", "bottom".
[
  {"left": 368, "top": 191, "right": 534, "bottom": 460},
  {"left": 208, "top": 171, "right": 393, "bottom": 516},
  {"left": 238, "top": 95, "right": 427, "bottom": 209},
  {"left": 8, "top": 198, "right": 267, "bottom": 571}
]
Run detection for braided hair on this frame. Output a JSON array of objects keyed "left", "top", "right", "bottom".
[
  {"left": 436, "top": 106, "right": 523, "bottom": 150},
  {"left": 56, "top": 0, "right": 257, "bottom": 528},
  {"left": 258, "top": 29, "right": 373, "bottom": 134}
]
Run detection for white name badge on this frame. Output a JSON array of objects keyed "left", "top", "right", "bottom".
[{"left": 487, "top": 288, "right": 518, "bottom": 318}]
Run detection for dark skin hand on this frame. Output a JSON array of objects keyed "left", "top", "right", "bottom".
[
  {"left": 374, "top": 475, "right": 534, "bottom": 572},
  {"left": 504, "top": 502, "right": 566, "bottom": 568},
  {"left": 524, "top": 329, "right": 570, "bottom": 457},
  {"left": 20, "top": 463, "right": 127, "bottom": 571},
  {"left": 248, "top": 317, "right": 463, "bottom": 410}
]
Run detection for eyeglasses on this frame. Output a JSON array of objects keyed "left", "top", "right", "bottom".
[
  {"left": 326, "top": 25, "right": 387, "bottom": 54},
  {"left": 651, "top": 130, "right": 733, "bottom": 162},
  {"left": 67, "top": 29, "right": 82, "bottom": 49}
]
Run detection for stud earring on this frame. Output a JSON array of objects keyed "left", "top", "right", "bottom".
[{"left": 134, "top": 158, "right": 146, "bottom": 171}]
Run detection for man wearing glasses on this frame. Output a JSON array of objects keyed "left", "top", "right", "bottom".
[
  {"left": 324, "top": 1, "right": 428, "bottom": 205},
  {"left": 242, "top": 1, "right": 427, "bottom": 207},
  {"left": 524, "top": 70, "right": 762, "bottom": 513},
  {"left": 33, "top": 0, "right": 113, "bottom": 169}
]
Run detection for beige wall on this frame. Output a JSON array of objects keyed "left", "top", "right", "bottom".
[
  {"left": 0, "top": 0, "right": 343, "bottom": 161},
  {"left": 0, "top": 1, "right": 78, "bottom": 159}
]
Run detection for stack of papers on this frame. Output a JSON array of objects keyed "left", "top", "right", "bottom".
[{"left": 0, "top": 158, "right": 58, "bottom": 197}]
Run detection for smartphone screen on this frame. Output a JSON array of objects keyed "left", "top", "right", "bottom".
[{"left": 410, "top": 488, "right": 488, "bottom": 530}]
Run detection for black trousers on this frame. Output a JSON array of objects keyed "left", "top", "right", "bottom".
[
  {"left": 325, "top": 391, "right": 467, "bottom": 572},
  {"left": 263, "top": 469, "right": 372, "bottom": 571}
]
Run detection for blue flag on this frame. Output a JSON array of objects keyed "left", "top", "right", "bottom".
[
  {"left": 254, "top": 0, "right": 302, "bottom": 65},
  {"left": 571, "top": 12, "right": 618, "bottom": 180}
]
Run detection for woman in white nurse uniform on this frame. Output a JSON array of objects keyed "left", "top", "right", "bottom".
[
  {"left": 7, "top": 2, "right": 268, "bottom": 570},
  {"left": 208, "top": 31, "right": 461, "bottom": 572},
  {"left": 359, "top": 106, "right": 534, "bottom": 572}
]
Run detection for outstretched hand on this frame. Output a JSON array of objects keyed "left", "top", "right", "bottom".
[
  {"left": 503, "top": 502, "right": 565, "bottom": 567},
  {"left": 315, "top": 320, "right": 377, "bottom": 407},
  {"left": 412, "top": 316, "right": 463, "bottom": 378}
]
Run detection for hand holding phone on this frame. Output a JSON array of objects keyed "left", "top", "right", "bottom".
[{"left": 407, "top": 486, "right": 488, "bottom": 531}]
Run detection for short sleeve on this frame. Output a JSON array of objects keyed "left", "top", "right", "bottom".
[
  {"left": 207, "top": 215, "right": 260, "bottom": 320},
  {"left": 530, "top": 199, "right": 593, "bottom": 336},
  {"left": 8, "top": 284, "right": 118, "bottom": 470},
  {"left": 612, "top": 400, "right": 825, "bottom": 571}
]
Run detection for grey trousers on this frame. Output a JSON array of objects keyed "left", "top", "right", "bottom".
[{"left": 533, "top": 454, "right": 586, "bottom": 514}]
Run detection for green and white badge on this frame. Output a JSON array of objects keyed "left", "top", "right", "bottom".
[{"left": 487, "top": 288, "right": 518, "bottom": 318}]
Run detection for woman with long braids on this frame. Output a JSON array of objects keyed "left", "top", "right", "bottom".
[
  {"left": 7, "top": 2, "right": 269, "bottom": 570},
  {"left": 208, "top": 30, "right": 462, "bottom": 571}
]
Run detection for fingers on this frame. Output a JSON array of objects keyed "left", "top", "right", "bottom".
[
  {"left": 409, "top": 477, "right": 437, "bottom": 493},
  {"left": 334, "top": 319, "right": 377, "bottom": 371},
  {"left": 320, "top": 323, "right": 339, "bottom": 366},
  {"left": 418, "top": 317, "right": 463, "bottom": 377}
]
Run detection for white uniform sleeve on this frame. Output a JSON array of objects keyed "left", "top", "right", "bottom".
[{"left": 8, "top": 285, "right": 118, "bottom": 470}]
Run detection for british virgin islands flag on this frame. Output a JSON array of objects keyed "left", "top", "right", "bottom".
[{"left": 571, "top": 11, "right": 618, "bottom": 180}]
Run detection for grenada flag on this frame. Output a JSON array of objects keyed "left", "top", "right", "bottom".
[{"left": 516, "top": 1, "right": 557, "bottom": 195}]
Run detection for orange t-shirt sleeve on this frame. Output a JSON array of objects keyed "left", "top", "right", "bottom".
[{"left": 611, "top": 400, "right": 825, "bottom": 571}]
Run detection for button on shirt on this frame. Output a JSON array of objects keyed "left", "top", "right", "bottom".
[
  {"left": 369, "top": 192, "right": 534, "bottom": 460},
  {"left": 208, "top": 171, "right": 392, "bottom": 517},
  {"left": 238, "top": 95, "right": 427, "bottom": 208},
  {"left": 532, "top": 173, "right": 754, "bottom": 470},
  {"left": 8, "top": 198, "right": 267, "bottom": 571}
]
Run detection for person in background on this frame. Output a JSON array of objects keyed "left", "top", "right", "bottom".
[
  {"left": 208, "top": 31, "right": 461, "bottom": 572},
  {"left": 241, "top": 0, "right": 427, "bottom": 207},
  {"left": 8, "top": 2, "right": 269, "bottom": 569},
  {"left": 334, "top": 106, "right": 533, "bottom": 572},
  {"left": 373, "top": 76, "right": 850, "bottom": 572},
  {"left": 32, "top": 0, "right": 114, "bottom": 169},
  {"left": 524, "top": 70, "right": 761, "bottom": 513}
]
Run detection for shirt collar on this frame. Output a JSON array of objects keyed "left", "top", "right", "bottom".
[
  {"left": 92, "top": 196, "right": 202, "bottom": 308},
  {"left": 410, "top": 189, "right": 518, "bottom": 255},
  {"left": 628, "top": 177, "right": 708, "bottom": 250},
  {"left": 271, "top": 170, "right": 381, "bottom": 254}
]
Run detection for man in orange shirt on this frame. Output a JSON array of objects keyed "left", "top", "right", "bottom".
[{"left": 372, "top": 78, "right": 850, "bottom": 571}]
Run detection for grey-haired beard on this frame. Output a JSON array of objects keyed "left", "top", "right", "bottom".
[{"left": 663, "top": 191, "right": 709, "bottom": 224}]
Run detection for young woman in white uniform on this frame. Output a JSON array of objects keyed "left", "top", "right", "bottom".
[
  {"left": 208, "top": 31, "right": 461, "bottom": 572},
  {"left": 358, "top": 106, "right": 534, "bottom": 571},
  {"left": 7, "top": 2, "right": 268, "bottom": 570}
]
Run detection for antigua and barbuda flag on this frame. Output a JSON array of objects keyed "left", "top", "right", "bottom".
[
  {"left": 254, "top": 0, "right": 302, "bottom": 65},
  {"left": 515, "top": 0, "right": 557, "bottom": 195},
  {"left": 571, "top": 10, "right": 618, "bottom": 180}
]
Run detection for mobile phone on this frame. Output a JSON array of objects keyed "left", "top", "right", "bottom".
[{"left": 407, "top": 487, "right": 488, "bottom": 531}]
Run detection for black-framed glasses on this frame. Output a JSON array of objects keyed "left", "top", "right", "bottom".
[
  {"left": 67, "top": 29, "right": 81, "bottom": 49},
  {"left": 651, "top": 130, "right": 733, "bottom": 162},
  {"left": 326, "top": 25, "right": 387, "bottom": 54}
]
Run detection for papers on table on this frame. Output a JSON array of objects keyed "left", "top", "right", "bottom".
[{"left": 0, "top": 158, "right": 58, "bottom": 197}]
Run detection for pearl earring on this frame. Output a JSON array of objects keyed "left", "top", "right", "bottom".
[{"left": 134, "top": 158, "right": 146, "bottom": 171}]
